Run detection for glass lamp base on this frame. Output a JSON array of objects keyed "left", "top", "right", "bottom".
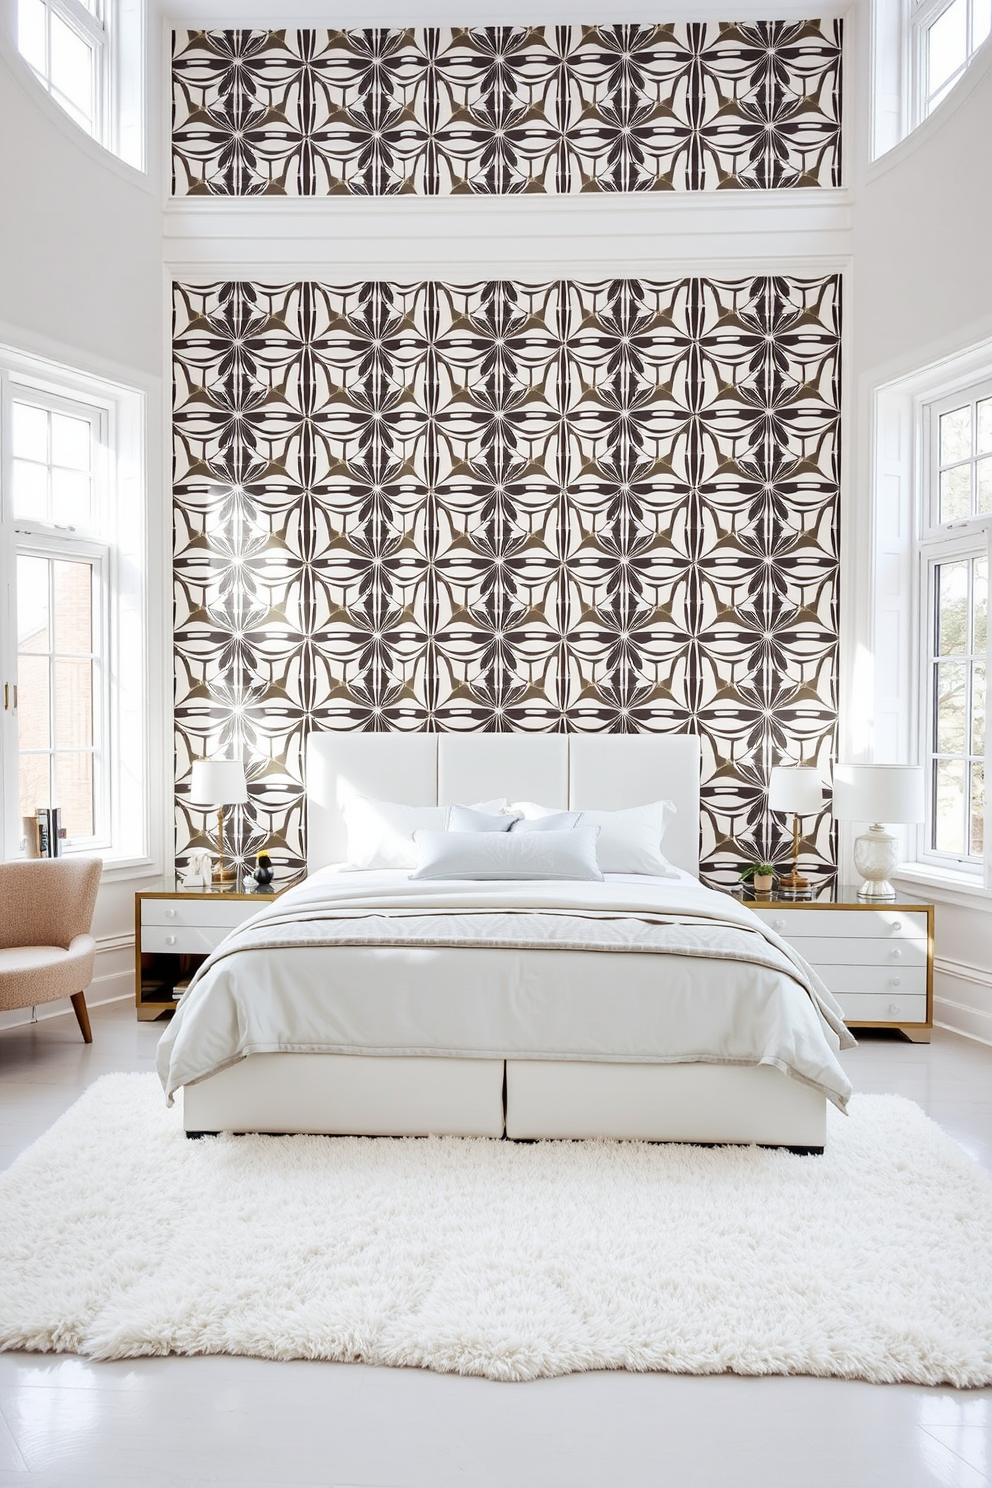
[{"left": 853, "top": 825, "right": 898, "bottom": 903}]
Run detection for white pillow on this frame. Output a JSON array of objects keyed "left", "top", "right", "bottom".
[
  {"left": 578, "top": 801, "right": 678, "bottom": 876},
  {"left": 447, "top": 804, "right": 518, "bottom": 834},
  {"left": 504, "top": 800, "right": 566, "bottom": 821},
  {"left": 410, "top": 826, "right": 604, "bottom": 881},
  {"left": 511, "top": 810, "right": 583, "bottom": 833},
  {"left": 342, "top": 796, "right": 508, "bottom": 869}
]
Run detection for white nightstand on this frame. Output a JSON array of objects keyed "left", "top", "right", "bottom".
[
  {"left": 134, "top": 887, "right": 278, "bottom": 1020},
  {"left": 747, "top": 887, "right": 934, "bottom": 1044}
]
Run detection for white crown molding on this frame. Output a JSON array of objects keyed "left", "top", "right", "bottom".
[{"left": 164, "top": 189, "right": 853, "bottom": 277}]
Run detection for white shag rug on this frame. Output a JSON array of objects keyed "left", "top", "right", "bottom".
[{"left": 2, "top": 1074, "right": 992, "bottom": 1385}]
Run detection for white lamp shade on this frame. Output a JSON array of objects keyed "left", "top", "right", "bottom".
[
  {"left": 190, "top": 759, "right": 248, "bottom": 806},
  {"left": 832, "top": 764, "right": 924, "bottom": 825},
  {"left": 768, "top": 765, "right": 823, "bottom": 816}
]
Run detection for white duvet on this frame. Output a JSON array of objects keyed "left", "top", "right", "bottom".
[{"left": 157, "top": 868, "right": 855, "bottom": 1110}]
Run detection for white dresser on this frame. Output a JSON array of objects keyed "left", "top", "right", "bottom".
[
  {"left": 135, "top": 889, "right": 275, "bottom": 1020},
  {"left": 748, "top": 890, "right": 934, "bottom": 1043}
]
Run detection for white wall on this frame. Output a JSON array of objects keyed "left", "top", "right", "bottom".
[
  {"left": 0, "top": 0, "right": 168, "bottom": 1024},
  {"left": 847, "top": 29, "right": 992, "bottom": 1043}
]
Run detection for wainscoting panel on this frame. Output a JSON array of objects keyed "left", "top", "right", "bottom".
[
  {"left": 172, "top": 23, "right": 842, "bottom": 197},
  {"left": 173, "top": 274, "right": 840, "bottom": 884}
]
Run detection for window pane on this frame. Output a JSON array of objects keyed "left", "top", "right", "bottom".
[
  {"left": 935, "top": 757, "right": 966, "bottom": 853},
  {"left": 54, "top": 660, "right": 92, "bottom": 747},
  {"left": 973, "top": 661, "right": 986, "bottom": 755},
  {"left": 17, "top": 0, "right": 47, "bottom": 73},
  {"left": 940, "top": 464, "right": 971, "bottom": 520},
  {"left": 19, "top": 754, "right": 51, "bottom": 820},
  {"left": 55, "top": 753, "right": 94, "bottom": 838},
  {"left": 51, "top": 468, "right": 90, "bottom": 526},
  {"left": 971, "top": 762, "right": 985, "bottom": 856},
  {"left": 12, "top": 402, "right": 48, "bottom": 461},
  {"left": 936, "top": 660, "right": 967, "bottom": 752},
  {"left": 978, "top": 456, "right": 992, "bottom": 514},
  {"left": 50, "top": 12, "right": 93, "bottom": 124},
  {"left": 929, "top": 0, "right": 969, "bottom": 93},
  {"left": 978, "top": 397, "right": 992, "bottom": 453},
  {"left": 51, "top": 412, "right": 91, "bottom": 472},
  {"left": 940, "top": 404, "right": 972, "bottom": 463},
  {"left": 16, "top": 655, "right": 51, "bottom": 748},
  {"left": 17, "top": 557, "right": 49, "bottom": 651},
  {"left": 974, "top": 556, "right": 988, "bottom": 651},
  {"left": 52, "top": 561, "right": 93, "bottom": 652},
  {"left": 974, "top": 0, "right": 992, "bottom": 46},
  {"left": 937, "top": 560, "right": 969, "bottom": 653},
  {"left": 12, "top": 459, "right": 48, "bottom": 520}
]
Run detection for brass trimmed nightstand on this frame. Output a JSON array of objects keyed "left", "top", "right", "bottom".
[
  {"left": 743, "top": 884, "right": 934, "bottom": 1044},
  {"left": 134, "top": 885, "right": 281, "bottom": 1021}
]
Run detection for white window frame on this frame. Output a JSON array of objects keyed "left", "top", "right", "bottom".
[
  {"left": 14, "top": 528, "right": 112, "bottom": 854},
  {"left": 871, "top": 0, "right": 992, "bottom": 161},
  {"left": 917, "top": 527, "right": 991, "bottom": 878},
  {"left": 0, "top": 351, "right": 152, "bottom": 872},
  {"left": 14, "top": 0, "right": 145, "bottom": 170},
  {"left": 911, "top": 0, "right": 992, "bottom": 125}
]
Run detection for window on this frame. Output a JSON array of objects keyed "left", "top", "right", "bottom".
[
  {"left": 18, "top": 0, "right": 106, "bottom": 139},
  {"left": 9, "top": 394, "right": 107, "bottom": 848},
  {"left": 919, "top": 382, "right": 992, "bottom": 876},
  {"left": 915, "top": 0, "right": 992, "bottom": 120},
  {"left": 0, "top": 351, "right": 152, "bottom": 870},
  {"left": 15, "top": 0, "right": 144, "bottom": 169}
]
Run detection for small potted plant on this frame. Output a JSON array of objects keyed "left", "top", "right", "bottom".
[{"left": 740, "top": 862, "right": 776, "bottom": 895}]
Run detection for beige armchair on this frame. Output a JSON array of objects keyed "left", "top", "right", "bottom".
[{"left": 0, "top": 858, "right": 103, "bottom": 1043}]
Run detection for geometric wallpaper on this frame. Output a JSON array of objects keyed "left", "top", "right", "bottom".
[
  {"left": 172, "top": 22, "right": 842, "bottom": 196},
  {"left": 174, "top": 275, "right": 841, "bottom": 886}
]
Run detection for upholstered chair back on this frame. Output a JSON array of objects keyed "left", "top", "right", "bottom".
[{"left": 0, "top": 859, "right": 103, "bottom": 951}]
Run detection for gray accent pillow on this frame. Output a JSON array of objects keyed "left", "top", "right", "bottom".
[
  {"left": 410, "top": 826, "right": 603, "bottom": 881},
  {"left": 510, "top": 810, "right": 583, "bottom": 833}
]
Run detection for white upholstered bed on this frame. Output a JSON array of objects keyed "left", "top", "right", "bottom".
[{"left": 165, "top": 732, "right": 853, "bottom": 1150}]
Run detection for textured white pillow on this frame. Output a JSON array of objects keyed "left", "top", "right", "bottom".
[
  {"left": 510, "top": 810, "right": 583, "bottom": 833},
  {"left": 578, "top": 801, "right": 678, "bottom": 876},
  {"left": 410, "top": 826, "right": 603, "bottom": 881}
]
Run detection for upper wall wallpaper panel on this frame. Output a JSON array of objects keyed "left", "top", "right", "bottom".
[
  {"left": 173, "top": 275, "right": 840, "bottom": 885},
  {"left": 172, "top": 22, "right": 842, "bottom": 196}
]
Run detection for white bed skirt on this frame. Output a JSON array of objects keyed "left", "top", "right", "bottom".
[{"left": 181, "top": 1053, "right": 827, "bottom": 1149}]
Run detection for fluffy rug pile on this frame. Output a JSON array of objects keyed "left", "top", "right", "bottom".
[{"left": 2, "top": 1074, "right": 991, "bottom": 1384}]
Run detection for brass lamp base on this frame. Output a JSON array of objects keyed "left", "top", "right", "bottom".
[{"left": 778, "top": 812, "right": 813, "bottom": 899}]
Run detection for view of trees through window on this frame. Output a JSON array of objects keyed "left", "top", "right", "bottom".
[{"left": 930, "top": 554, "right": 987, "bottom": 859}]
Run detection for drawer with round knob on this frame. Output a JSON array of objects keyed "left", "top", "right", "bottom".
[
  {"left": 834, "top": 992, "right": 928, "bottom": 1025},
  {"left": 754, "top": 909, "right": 928, "bottom": 941},
  {"left": 140, "top": 925, "right": 235, "bottom": 955},
  {"left": 141, "top": 900, "right": 256, "bottom": 929},
  {"left": 807, "top": 962, "right": 927, "bottom": 997},
  {"left": 763, "top": 935, "right": 928, "bottom": 969}
]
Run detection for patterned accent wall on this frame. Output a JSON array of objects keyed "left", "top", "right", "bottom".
[
  {"left": 173, "top": 275, "right": 840, "bottom": 885},
  {"left": 172, "top": 23, "right": 842, "bottom": 196}
]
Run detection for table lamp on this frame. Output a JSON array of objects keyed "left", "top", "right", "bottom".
[
  {"left": 769, "top": 765, "right": 823, "bottom": 898},
  {"left": 190, "top": 758, "right": 248, "bottom": 885},
  {"left": 833, "top": 764, "right": 925, "bottom": 901}
]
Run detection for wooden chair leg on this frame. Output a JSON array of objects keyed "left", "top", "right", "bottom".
[{"left": 70, "top": 991, "right": 93, "bottom": 1044}]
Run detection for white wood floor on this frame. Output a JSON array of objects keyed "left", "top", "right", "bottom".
[{"left": 1, "top": 999, "right": 991, "bottom": 1488}]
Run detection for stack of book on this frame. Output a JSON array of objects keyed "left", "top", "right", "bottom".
[{"left": 30, "top": 808, "right": 67, "bottom": 858}]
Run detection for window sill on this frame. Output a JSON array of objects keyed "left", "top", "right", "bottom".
[
  {"left": 57, "top": 848, "right": 163, "bottom": 883},
  {"left": 891, "top": 863, "right": 992, "bottom": 911}
]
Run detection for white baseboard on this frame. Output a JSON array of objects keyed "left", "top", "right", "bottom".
[
  {"left": 933, "top": 955, "right": 992, "bottom": 1048},
  {"left": 0, "top": 934, "right": 134, "bottom": 1032}
]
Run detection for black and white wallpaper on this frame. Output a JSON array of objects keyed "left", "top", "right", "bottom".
[
  {"left": 172, "top": 23, "right": 842, "bottom": 196},
  {"left": 173, "top": 275, "right": 840, "bottom": 884}
]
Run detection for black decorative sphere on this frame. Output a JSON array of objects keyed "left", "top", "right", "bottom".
[{"left": 253, "top": 852, "right": 274, "bottom": 887}]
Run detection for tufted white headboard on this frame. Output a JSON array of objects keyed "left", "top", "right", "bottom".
[{"left": 306, "top": 731, "right": 701, "bottom": 875}]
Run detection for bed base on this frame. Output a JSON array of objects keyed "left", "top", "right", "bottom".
[{"left": 182, "top": 1053, "right": 827, "bottom": 1149}]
